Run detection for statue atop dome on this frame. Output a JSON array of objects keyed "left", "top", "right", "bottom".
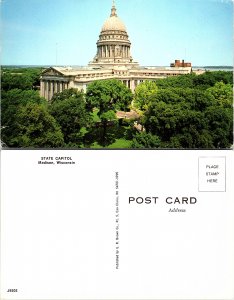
[{"left": 111, "top": 0, "right": 117, "bottom": 16}]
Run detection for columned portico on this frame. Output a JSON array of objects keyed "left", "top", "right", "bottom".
[{"left": 40, "top": 76, "right": 71, "bottom": 101}]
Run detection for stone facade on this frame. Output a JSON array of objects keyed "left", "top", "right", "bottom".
[{"left": 40, "top": 1, "right": 192, "bottom": 101}]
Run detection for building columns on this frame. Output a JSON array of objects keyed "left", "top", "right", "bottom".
[
  {"left": 54, "top": 82, "right": 58, "bottom": 94},
  {"left": 59, "top": 82, "right": 62, "bottom": 92},
  {"left": 41, "top": 80, "right": 71, "bottom": 101},
  {"left": 45, "top": 81, "right": 49, "bottom": 100},
  {"left": 130, "top": 80, "right": 135, "bottom": 92},
  {"left": 40, "top": 81, "right": 45, "bottom": 98}
]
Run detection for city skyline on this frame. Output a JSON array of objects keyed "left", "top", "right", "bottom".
[{"left": 1, "top": 0, "right": 233, "bottom": 66}]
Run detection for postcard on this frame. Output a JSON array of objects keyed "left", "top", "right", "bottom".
[{"left": 1, "top": 0, "right": 233, "bottom": 299}]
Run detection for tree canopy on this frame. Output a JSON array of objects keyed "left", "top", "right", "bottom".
[
  {"left": 1, "top": 67, "right": 42, "bottom": 91},
  {"left": 142, "top": 85, "right": 232, "bottom": 148},
  {"left": 1, "top": 89, "right": 49, "bottom": 147},
  {"left": 13, "top": 103, "right": 64, "bottom": 148},
  {"left": 1, "top": 68, "right": 232, "bottom": 149},
  {"left": 49, "top": 89, "right": 91, "bottom": 146},
  {"left": 134, "top": 80, "right": 158, "bottom": 111},
  {"left": 86, "top": 79, "right": 133, "bottom": 146},
  {"left": 86, "top": 79, "right": 133, "bottom": 114},
  {"left": 131, "top": 132, "right": 161, "bottom": 149}
]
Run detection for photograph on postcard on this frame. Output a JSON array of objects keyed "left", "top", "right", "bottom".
[{"left": 1, "top": 0, "right": 233, "bottom": 149}]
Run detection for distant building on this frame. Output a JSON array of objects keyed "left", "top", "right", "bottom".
[
  {"left": 170, "top": 60, "right": 192, "bottom": 68},
  {"left": 40, "top": 1, "right": 192, "bottom": 101}
]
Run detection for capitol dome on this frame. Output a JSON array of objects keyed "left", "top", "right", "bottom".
[
  {"left": 101, "top": 15, "right": 127, "bottom": 32},
  {"left": 89, "top": 1, "right": 138, "bottom": 68}
]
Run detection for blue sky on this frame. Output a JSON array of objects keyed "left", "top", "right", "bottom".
[{"left": 1, "top": 0, "right": 233, "bottom": 66}]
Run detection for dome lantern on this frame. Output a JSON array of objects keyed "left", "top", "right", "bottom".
[{"left": 110, "top": 0, "right": 117, "bottom": 17}]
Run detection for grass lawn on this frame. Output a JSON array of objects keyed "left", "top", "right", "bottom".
[
  {"left": 90, "top": 138, "right": 132, "bottom": 149},
  {"left": 107, "top": 138, "right": 132, "bottom": 148},
  {"left": 90, "top": 142, "right": 103, "bottom": 149},
  {"left": 86, "top": 111, "right": 134, "bottom": 148},
  {"left": 91, "top": 109, "right": 101, "bottom": 122}
]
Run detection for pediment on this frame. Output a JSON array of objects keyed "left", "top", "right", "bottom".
[{"left": 42, "top": 68, "right": 63, "bottom": 76}]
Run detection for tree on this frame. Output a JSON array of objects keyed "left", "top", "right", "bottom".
[
  {"left": 133, "top": 80, "right": 158, "bottom": 111},
  {"left": 193, "top": 71, "right": 233, "bottom": 88},
  {"left": 51, "top": 88, "right": 82, "bottom": 102},
  {"left": 1, "top": 89, "right": 47, "bottom": 146},
  {"left": 131, "top": 132, "right": 161, "bottom": 148},
  {"left": 130, "top": 72, "right": 233, "bottom": 149},
  {"left": 1, "top": 73, "right": 34, "bottom": 91},
  {"left": 205, "top": 106, "right": 233, "bottom": 148},
  {"left": 205, "top": 82, "right": 233, "bottom": 108},
  {"left": 155, "top": 74, "right": 196, "bottom": 89},
  {"left": 142, "top": 88, "right": 218, "bottom": 148},
  {"left": 1, "top": 67, "right": 42, "bottom": 91},
  {"left": 142, "top": 82, "right": 233, "bottom": 148},
  {"left": 10, "top": 103, "right": 64, "bottom": 148},
  {"left": 49, "top": 89, "right": 91, "bottom": 146},
  {"left": 86, "top": 79, "right": 133, "bottom": 146},
  {"left": 204, "top": 82, "right": 233, "bottom": 148}
]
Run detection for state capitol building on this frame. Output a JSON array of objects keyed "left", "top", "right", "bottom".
[{"left": 40, "top": 1, "right": 192, "bottom": 101}]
